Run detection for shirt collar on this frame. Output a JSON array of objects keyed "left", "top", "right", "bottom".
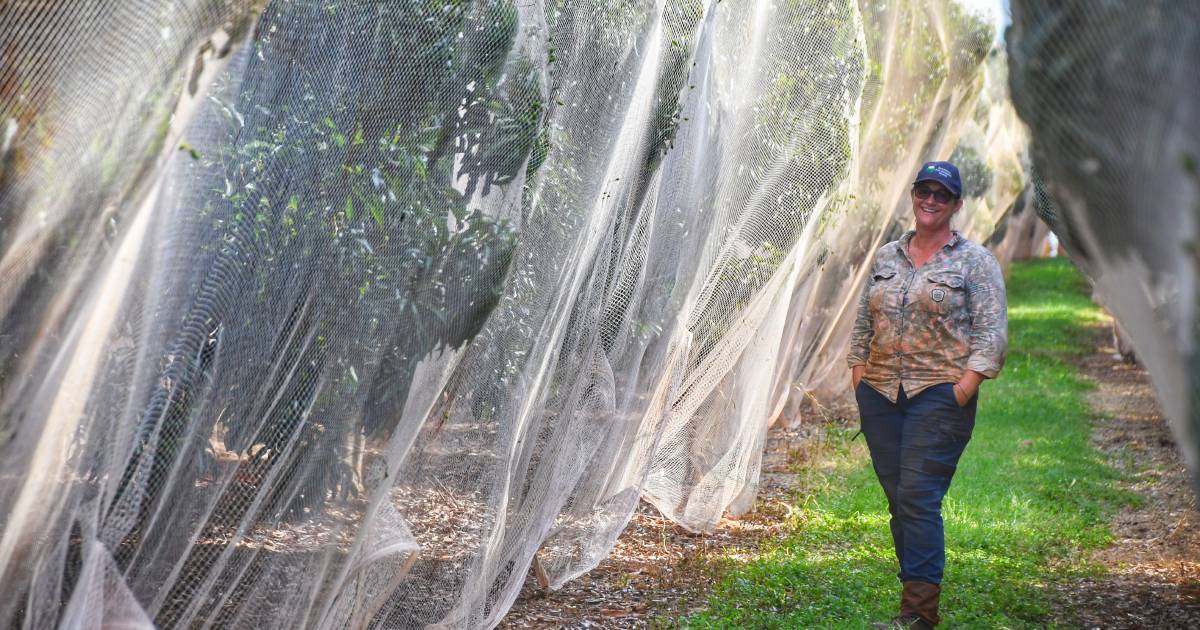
[{"left": 900, "top": 230, "right": 963, "bottom": 250}]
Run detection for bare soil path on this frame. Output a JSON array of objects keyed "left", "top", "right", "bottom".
[{"left": 1049, "top": 332, "right": 1200, "bottom": 628}]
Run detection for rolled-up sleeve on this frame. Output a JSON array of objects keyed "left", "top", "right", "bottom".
[
  {"left": 846, "top": 272, "right": 874, "bottom": 368},
  {"left": 966, "top": 253, "right": 1007, "bottom": 377}
]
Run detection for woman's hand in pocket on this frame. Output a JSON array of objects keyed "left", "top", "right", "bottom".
[
  {"left": 851, "top": 365, "right": 865, "bottom": 390},
  {"left": 952, "top": 383, "right": 971, "bottom": 407},
  {"left": 954, "top": 370, "right": 984, "bottom": 407}
]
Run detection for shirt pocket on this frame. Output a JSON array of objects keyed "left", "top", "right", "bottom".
[
  {"left": 868, "top": 264, "right": 898, "bottom": 311},
  {"left": 922, "top": 271, "right": 967, "bottom": 314}
]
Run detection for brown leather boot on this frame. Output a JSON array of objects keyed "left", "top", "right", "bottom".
[
  {"left": 900, "top": 580, "right": 941, "bottom": 627},
  {"left": 869, "top": 581, "right": 939, "bottom": 629}
]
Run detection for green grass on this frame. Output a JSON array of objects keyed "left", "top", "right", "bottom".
[{"left": 675, "top": 258, "right": 1137, "bottom": 629}]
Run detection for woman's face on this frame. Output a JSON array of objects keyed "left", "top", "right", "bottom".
[{"left": 910, "top": 180, "right": 962, "bottom": 233}]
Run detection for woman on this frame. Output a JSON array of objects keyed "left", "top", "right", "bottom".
[{"left": 846, "top": 161, "right": 1007, "bottom": 629}]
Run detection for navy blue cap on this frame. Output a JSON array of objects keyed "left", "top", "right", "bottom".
[{"left": 912, "top": 161, "right": 962, "bottom": 198}]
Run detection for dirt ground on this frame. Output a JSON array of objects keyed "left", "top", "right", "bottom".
[
  {"left": 497, "top": 403, "right": 855, "bottom": 630},
  {"left": 500, "top": 327, "right": 1200, "bottom": 629},
  {"left": 1047, "top": 330, "right": 1200, "bottom": 629}
]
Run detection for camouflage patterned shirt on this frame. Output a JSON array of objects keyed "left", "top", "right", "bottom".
[{"left": 846, "top": 230, "right": 1007, "bottom": 402}]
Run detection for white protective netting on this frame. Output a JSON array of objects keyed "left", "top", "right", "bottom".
[
  {"left": 1, "top": 1, "right": 1026, "bottom": 628},
  {"left": 1007, "top": 0, "right": 1200, "bottom": 481}
]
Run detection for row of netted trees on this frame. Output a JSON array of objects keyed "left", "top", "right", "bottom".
[
  {"left": 102, "top": 0, "right": 545, "bottom": 624},
  {"left": 0, "top": 0, "right": 1030, "bottom": 627}
]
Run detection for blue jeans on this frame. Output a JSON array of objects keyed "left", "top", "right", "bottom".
[{"left": 855, "top": 381, "right": 976, "bottom": 585}]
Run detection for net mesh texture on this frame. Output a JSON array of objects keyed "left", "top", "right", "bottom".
[
  {"left": 5, "top": 0, "right": 1168, "bottom": 628},
  {"left": 1007, "top": 1, "right": 1200, "bottom": 479}
]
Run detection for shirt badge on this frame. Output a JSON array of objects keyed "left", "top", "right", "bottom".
[{"left": 931, "top": 288, "right": 946, "bottom": 302}]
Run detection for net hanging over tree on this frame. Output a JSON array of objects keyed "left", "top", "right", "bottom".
[
  {"left": 1006, "top": 0, "right": 1200, "bottom": 485},
  {"left": 5, "top": 0, "right": 1190, "bottom": 628}
]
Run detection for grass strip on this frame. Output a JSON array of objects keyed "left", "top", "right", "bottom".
[{"left": 676, "top": 258, "right": 1137, "bottom": 628}]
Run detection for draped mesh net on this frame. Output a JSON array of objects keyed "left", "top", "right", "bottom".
[
  {"left": 3, "top": 0, "right": 1185, "bottom": 628},
  {"left": 1006, "top": 1, "right": 1200, "bottom": 480}
]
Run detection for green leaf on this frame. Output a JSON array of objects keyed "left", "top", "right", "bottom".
[
  {"left": 368, "top": 198, "right": 385, "bottom": 228},
  {"left": 178, "top": 142, "right": 200, "bottom": 160},
  {"left": 343, "top": 196, "right": 354, "bottom": 222}
]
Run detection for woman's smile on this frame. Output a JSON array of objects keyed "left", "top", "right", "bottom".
[{"left": 915, "top": 202, "right": 949, "bottom": 226}]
